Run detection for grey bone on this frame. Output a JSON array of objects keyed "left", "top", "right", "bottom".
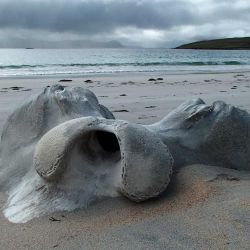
[{"left": 0, "top": 84, "right": 249, "bottom": 223}]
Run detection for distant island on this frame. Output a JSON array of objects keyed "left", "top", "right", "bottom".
[
  {"left": 0, "top": 39, "right": 125, "bottom": 49},
  {"left": 175, "top": 37, "right": 250, "bottom": 50}
]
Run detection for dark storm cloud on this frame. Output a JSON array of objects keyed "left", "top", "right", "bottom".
[
  {"left": 0, "top": 0, "right": 250, "bottom": 47},
  {"left": 0, "top": 0, "right": 249, "bottom": 34},
  {"left": 0, "top": 0, "right": 199, "bottom": 33}
]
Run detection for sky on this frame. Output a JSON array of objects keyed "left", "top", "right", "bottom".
[{"left": 0, "top": 0, "right": 250, "bottom": 48}]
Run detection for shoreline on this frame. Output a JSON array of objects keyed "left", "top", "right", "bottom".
[
  {"left": 1, "top": 69, "right": 250, "bottom": 82},
  {"left": 1, "top": 68, "right": 250, "bottom": 80}
]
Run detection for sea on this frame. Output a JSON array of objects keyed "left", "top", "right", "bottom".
[{"left": 0, "top": 48, "right": 250, "bottom": 78}]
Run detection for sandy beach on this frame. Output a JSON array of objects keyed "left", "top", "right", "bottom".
[{"left": 0, "top": 71, "right": 250, "bottom": 249}]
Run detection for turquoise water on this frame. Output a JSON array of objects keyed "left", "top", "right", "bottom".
[{"left": 0, "top": 48, "right": 250, "bottom": 77}]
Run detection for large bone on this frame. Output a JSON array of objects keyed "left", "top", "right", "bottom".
[
  {"left": 0, "top": 85, "right": 114, "bottom": 190},
  {"left": 34, "top": 116, "right": 173, "bottom": 201},
  {"left": 147, "top": 98, "right": 250, "bottom": 171},
  {"left": 1, "top": 85, "right": 250, "bottom": 223}
]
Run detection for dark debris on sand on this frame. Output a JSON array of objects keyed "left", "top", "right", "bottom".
[
  {"left": 112, "top": 109, "right": 129, "bottom": 113},
  {"left": 84, "top": 80, "right": 93, "bottom": 83},
  {"left": 59, "top": 79, "right": 72, "bottom": 82},
  {"left": 145, "top": 106, "right": 157, "bottom": 109},
  {"left": 49, "top": 217, "right": 61, "bottom": 222},
  {"left": 148, "top": 77, "right": 164, "bottom": 81}
]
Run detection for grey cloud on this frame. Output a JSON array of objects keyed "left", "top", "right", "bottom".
[
  {"left": 0, "top": 0, "right": 200, "bottom": 33},
  {"left": 203, "top": 2, "right": 250, "bottom": 23},
  {"left": 0, "top": 0, "right": 249, "bottom": 47}
]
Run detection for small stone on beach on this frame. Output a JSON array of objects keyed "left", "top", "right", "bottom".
[
  {"left": 59, "top": 79, "right": 72, "bottom": 82},
  {"left": 49, "top": 216, "right": 61, "bottom": 222},
  {"left": 145, "top": 106, "right": 157, "bottom": 109},
  {"left": 112, "top": 109, "right": 129, "bottom": 112},
  {"left": 11, "top": 86, "right": 24, "bottom": 90},
  {"left": 84, "top": 79, "right": 93, "bottom": 83}
]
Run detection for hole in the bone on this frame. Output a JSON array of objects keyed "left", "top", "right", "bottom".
[
  {"left": 79, "top": 130, "right": 121, "bottom": 162},
  {"left": 96, "top": 131, "right": 120, "bottom": 153}
]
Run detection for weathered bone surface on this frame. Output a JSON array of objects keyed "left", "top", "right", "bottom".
[
  {"left": 0, "top": 85, "right": 173, "bottom": 223},
  {"left": 147, "top": 98, "right": 250, "bottom": 171},
  {"left": 34, "top": 117, "right": 173, "bottom": 202},
  {"left": 1, "top": 85, "right": 250, "bottom": 223},
  {"left": 0, "top": 85, "right": 114, "bottom": 190}
]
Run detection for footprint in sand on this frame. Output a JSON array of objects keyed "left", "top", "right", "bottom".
[
  {"left": 138, "top": 115, "right": 157, "bottom": 120},
  {"left": 1, "top": 87, "right": 8, "bottom": 92},
  {"left": 138, "top": 115, "right": 148, "bottom": 120},
  {"left": 21, "top": 88, "right": 32, "bottom": 92},
  {"left": 128, "top": 81, "right": 135, "bottom": 85},
  {"left": 234, "top": 74, "right": 244, "bottom": 77}
]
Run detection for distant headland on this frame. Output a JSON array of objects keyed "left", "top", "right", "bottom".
[
  {"left": 175, "top": 37, "right": 250, "bottom": 50},
  {"left": 0, "top": 39, "right": 125, "bottom": 49}
]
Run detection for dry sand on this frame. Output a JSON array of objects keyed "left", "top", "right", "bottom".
[{"left": 0, "top": 72, "right": 250, "bottom": 249}]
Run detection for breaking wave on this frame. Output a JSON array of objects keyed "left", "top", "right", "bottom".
[
  {"left": 1, "top": 48, "right": 250, "bottom": 76},
  {"left": 0, "top": 60, "right": 246, "bottom": 70}
]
